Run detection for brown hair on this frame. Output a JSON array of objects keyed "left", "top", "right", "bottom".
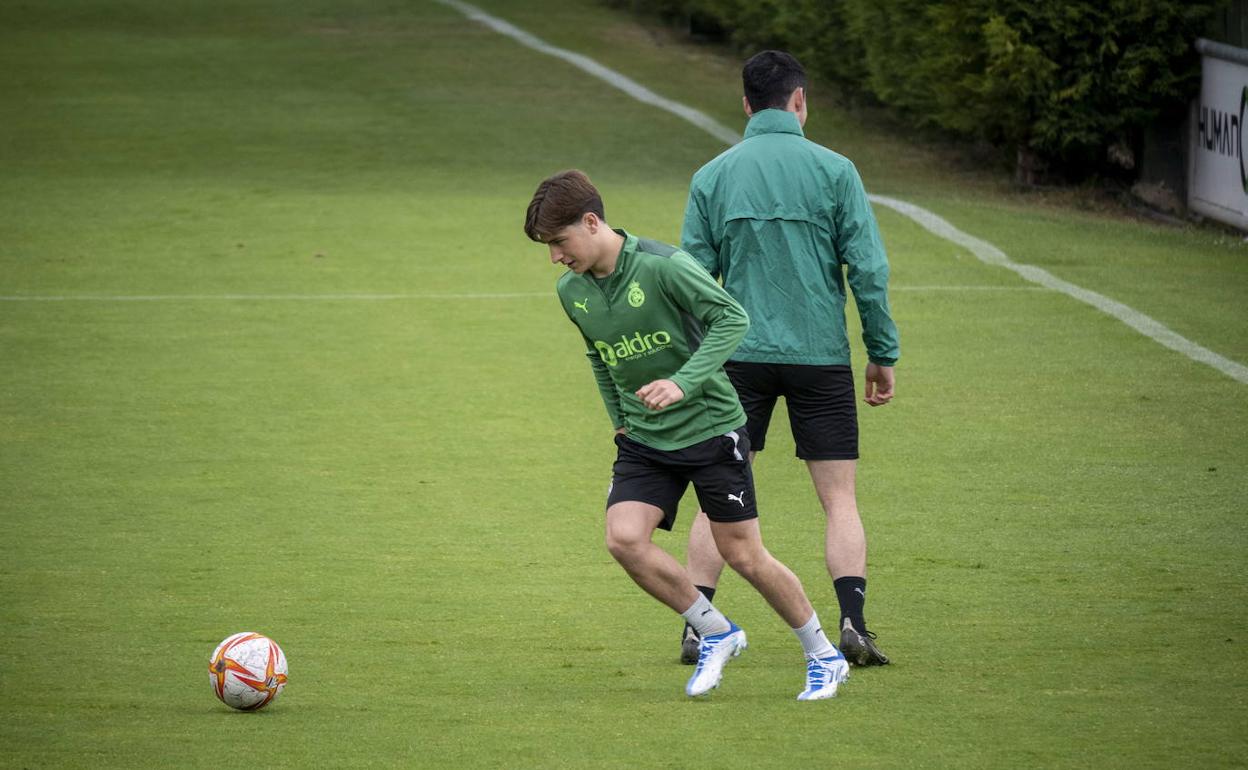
[{"left": 524, "top": 170, "right": 605, "bottom": 242}]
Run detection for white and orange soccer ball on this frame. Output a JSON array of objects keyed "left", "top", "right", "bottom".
[{"left": 208, "top": 632, "right": 288, "bottom": 711}]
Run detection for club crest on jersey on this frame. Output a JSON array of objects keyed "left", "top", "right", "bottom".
[{"left": 627, "top": 281, "right": 645, "bottom": 308}]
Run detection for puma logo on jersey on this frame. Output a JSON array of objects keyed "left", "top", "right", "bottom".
[
  {"left": 573, "top": 298, "right": 589, "bottom": 314},
  {"left": 728, "top": 491, "right": 746, "bottom": 507}
]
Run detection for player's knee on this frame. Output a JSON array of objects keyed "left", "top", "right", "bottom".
[
  {"left": 723, "top": 546, "right": 768, "bottom": 580},
  {"left": 604, "top": 529, "right": 645, "bottom": 562}
]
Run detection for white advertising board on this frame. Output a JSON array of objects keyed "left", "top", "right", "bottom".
[{"left": 1190, "top": 39, "right": 1248, "bottom": 230}]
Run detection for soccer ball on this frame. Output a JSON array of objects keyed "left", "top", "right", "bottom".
[{"left": 208, "top": 632, "right": 288, "bottom": 711}]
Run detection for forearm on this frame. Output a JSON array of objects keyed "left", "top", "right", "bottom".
[
  {"left": 670, "top": 310, "right": 747, "bottom": 394},
  {"left": 848, "top": 265, "right": 899, "bottom": 365},
  {"left": 663, "top": 253, "right": 748, "bottom": 395}
]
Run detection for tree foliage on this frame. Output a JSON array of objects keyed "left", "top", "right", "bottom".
[{"left": 606, "top": 0, "right": 1225, "bottom": 179}]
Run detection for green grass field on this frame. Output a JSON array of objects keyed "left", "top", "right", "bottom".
[{"left": 2, "top": 0, "right": 1246, "bottom": 767}]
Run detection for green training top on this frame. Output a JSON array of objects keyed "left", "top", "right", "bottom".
[
  {"left": 557, "top": 230, "right": 748, "bottom": 451},
  {"left": 682, "top": 109, "right": 900, "bottom": 367}
]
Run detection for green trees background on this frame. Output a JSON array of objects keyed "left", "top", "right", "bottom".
[{"left": 608, "top": 0, "right": 1225, "bottom": 182}]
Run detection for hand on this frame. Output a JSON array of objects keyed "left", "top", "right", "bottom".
[
  {"left": 863, "top": 363, "right": 894, "bottom": 406},
  {"left": 614, "top": 427, "right": 629, "bottom": 435},
  {"left": 635, "top": 379, "right": 685, "bottom": 411}
]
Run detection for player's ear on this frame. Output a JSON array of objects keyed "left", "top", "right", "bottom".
[
  {"left": 742, "top": 95, "right": 752, "bottom": 117},
  {"left": 583, "top": 211, "right": 600, "bottom": 233},
  {"left": 791, "top": 87, "right": 805, "bottom": 112}
]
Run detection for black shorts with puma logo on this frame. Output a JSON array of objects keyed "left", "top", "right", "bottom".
[{"left": 606, "top": 428, "right": 759, "bottom": 530}]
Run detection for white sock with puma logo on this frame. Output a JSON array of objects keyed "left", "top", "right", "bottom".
[
  {"left": 680, "top": 593, "right": 731, "bottom": 637},
  {"left": 793, "top": 612, "right": 837, "bottom": 658}
]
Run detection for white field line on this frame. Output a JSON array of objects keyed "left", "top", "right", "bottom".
[
  {"left": 870, "top": 196, "right": 1248, "bottom": 384},
  {"left": 438, "top": 0, "right": 1248, "bottom": 385},
  {"left": 434, "top": 0, "right": 741, "bottom": 146}
]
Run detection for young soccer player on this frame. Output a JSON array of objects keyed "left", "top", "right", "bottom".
[{"left": 525, "top": 169, "right": 849, "bottom": 700}]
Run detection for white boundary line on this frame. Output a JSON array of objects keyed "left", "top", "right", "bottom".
[
  {"left": 435, "top": 0, "right": 740, "bottom": 146},
  {"left": 436, "top": 0, "right": 1248, "bottom": 385},
  {"left": 870, "top": 196, "right": 1248, "bottom": 383}
]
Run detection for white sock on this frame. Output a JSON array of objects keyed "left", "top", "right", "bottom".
[
  {"left": 793, "top": 612, "right": 838, "bottom": 658},
  {"left": 680, "top": 593, "right": 732, "bottom": 637}
]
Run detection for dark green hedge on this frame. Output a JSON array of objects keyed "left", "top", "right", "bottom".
[{"left": 606, "top": 0, "right": 1225, "bottom": 180}]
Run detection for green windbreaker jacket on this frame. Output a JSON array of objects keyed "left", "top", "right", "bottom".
[{"left": 681, "top": 109, "right": 900, "bottom": 367}]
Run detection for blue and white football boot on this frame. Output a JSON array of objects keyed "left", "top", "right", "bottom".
[
  {"left": 797, "top": 648, "right": 850, "bottom": 701},
  {"left": 684, "top": 622, "right": 747, "bottom": 697}
]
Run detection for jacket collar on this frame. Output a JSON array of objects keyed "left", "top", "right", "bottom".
[
  {"left": 743, "top": 109, "right": 804, "bottom": 139},
  {"left": 609, "top": 229, "right": 634, "bottom": 276}
]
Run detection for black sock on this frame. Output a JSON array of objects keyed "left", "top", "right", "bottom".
[
  {"left": 684, "top": 585, "right": 718, "bottom": 637},
  {"left": 833, "top": 576, "right": 867, "bottom": 633}
]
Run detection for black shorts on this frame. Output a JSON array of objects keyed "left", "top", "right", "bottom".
[
  {"left": 606, "top": 429, "right": 759, "bottom": 531},
  {"left": 723, "top": 362, "right": 858, "bottom": 461}
]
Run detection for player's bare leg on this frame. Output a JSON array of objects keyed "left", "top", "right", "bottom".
[
  {"left": 605, "top": 502, "right": 700, "bottom": 611},
  {"left": 707, "top": 517, "right": 813, "bottom": 627},
  {"left": 709, "top": 516, "right": 849, "bottom": 699},
  {"left": 679, "top": 511, "right": 727, "bottom": 661},
  {"left": 605, "top": 501, "right": 748, "bottom": 696},
  {"left": 687, "top": 511, "right": 726, "bottom": 588},
  {"left": 807, "top": 459, "right": 889, "bottom": 665},
  {"left": 807, "top": 460, "right": 866, "bottom": 578},
  {"left": 680, "top": 453, "right": 751, "bottom": 662}
]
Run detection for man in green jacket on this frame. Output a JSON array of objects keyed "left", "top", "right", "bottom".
[
  {"left": 680, "top": 51, "right": 899, "bottom": 667},
  {"left": 526, "top": 169, "right": 849, "bottom": 700}
]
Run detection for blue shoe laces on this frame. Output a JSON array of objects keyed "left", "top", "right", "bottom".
[
  {"left": 807, "top": 658, "right": 830, "bottom": 687},
  {"left": 696, "top": 628, "right": 737, "bottom": 666}
]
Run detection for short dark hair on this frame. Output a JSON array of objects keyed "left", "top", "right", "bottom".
[
  {"left": 742, "top": 50, "right": 807, "bottom": 112},
  {"left": 524, "top": 170, "right": 605, "bottom": 242}
]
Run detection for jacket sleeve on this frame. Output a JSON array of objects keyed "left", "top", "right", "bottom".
[
  {"left": 835, "top": 164, "right": 900, "bottom": 366},
  {"left": 660, "top": 253, "right": 748, "bottom": 397},
  {"left": 583, "top": 339, "right": 625, "bottom": 429},
  {"left": 680, "top": 183, "right": 721, "bottom": 279}
]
